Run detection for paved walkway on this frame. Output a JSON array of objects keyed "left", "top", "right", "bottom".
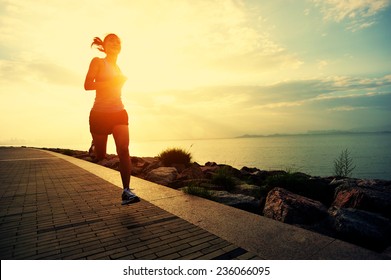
[{"left": 0, "top": 147, "right": 386, "bottom": 260}]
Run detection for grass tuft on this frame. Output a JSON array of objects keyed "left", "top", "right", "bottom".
[
  {"left": 182, "top": 183, "right": 212, "bottom": 199},
  {"left": 211, "top": 166, "right": 236, "bottom": 191},
  {"left": 158, "top": 147, "right": 192, "bottom": 166}
]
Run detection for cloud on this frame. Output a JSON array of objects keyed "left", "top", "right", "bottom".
[
  {"left": 0, "top": 59, "right": 80, "bottom": 87},
  {"left": 129, "top": 74, "right": 391, "bottom": 120},
  {"left": 327, "top": 106, "right": 368, "bottom": 112},
  {"left": 317, "top": 60, "right": 329, "bottom": 70},
  {"left": 312, "top": 0, "right": 391, "bottom": 31},
  {"left": 0, "top": 0, "right": 306, "bottom": 91},
  {"left": 125, "top": 73, "right": 391, "bottom": 139},
  {"left": 116, "top": 0, "right": 302, "bottom": 87},
  {"left": 224, "top": 74, "right": 391, "bottom": 110},
  {"left": 29, "top": 62, "right": 81, "bottom": 86}
]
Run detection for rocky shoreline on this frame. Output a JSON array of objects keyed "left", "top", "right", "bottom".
[{"left": 43, "top": 147, "right": 391, "bottom": 257}]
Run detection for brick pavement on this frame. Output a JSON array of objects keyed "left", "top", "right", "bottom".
[{"left": 0, "top": 147, "right": 260, "bottom": 260}]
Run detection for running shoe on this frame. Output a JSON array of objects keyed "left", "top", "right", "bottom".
[{"left": 121, "top": 188, "right": 140, "bottom": 205}]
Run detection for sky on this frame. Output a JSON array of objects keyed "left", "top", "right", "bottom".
[{"left": 1, "top": 0, "right": 391, "bottom": 149}]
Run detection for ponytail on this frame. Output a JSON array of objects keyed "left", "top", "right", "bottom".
[
  {"left": 91, "top": 37, "right": 105, "bottom": 52},
  {"left": 90, "top": 34, "right": 120, "bottom": 53}
]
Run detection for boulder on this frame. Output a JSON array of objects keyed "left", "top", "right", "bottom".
[
  {"left": 131, "top": 156, "right": 158, "bottom": 176},
  {"left": 332, "top": 179, "right": 391, "bottom": 218},
  {"left": 141, "top": 158, "right": 163, "bottom": 176},
  {"left": 333, "top": 188, "right": 365, "bottom": 208},
  {"left": 212, "top": 191, "right": 260, "bottom": 213},
  {"left": 265, "top": 170, "right": 288, "bottom": 177},
  {"left": 200, "top": 163, "right": 220, "bottom": 179},
  {"left": 263, "top": 187, "right": 328, "bottom": 225},
  {"left": 170, "top": 163, "right": 187, "bottom": 173},
  {"left": 98, "top": 157, "right": 120, "bottom": 170},
  {"left": 240, "top": 166, "right": 261, "bottom": 174},
  {"left": 216, "top": 164, "right": 242, "bottom": 179},
  {"left": 131, "top": 156, "right": 158, "bottom": 168},
  {"left": 169, "top": 163, "right": 206, "bottom": 189},
  {"left": 234, "top": 183, "right": 261, "bottom": 197},
  {"left": 177, "top": 163, "right": 204, "bottom": 180},
  {"left": 240, "top": 167, "right": 268, "bottom": 185},
  {"left": 309, "top": 177, "right": 337, "bottom": 206},
  {"left": 145, "top": 167, "right": 178, "bottom": 186},
  {"left": 328, "top": 207, "right": 391, "bottom": 251},
  {"left": 201, "top": 163, "right": 241, "bottom": 180}
]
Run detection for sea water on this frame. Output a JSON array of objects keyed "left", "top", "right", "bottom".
[{"left": 127, "top": 133, "right": 391, "bottom": 180}]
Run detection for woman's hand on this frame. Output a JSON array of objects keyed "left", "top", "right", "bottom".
[
  {"left": 84, "top": 58, "right": 127, "bottom": 91},
  {"left": 113, "top": 74, "right": 127, "bottom": 88}
]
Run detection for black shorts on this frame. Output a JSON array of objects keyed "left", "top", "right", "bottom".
[{"left": 89, "top": 110, "right": 128, "bottom": 135}]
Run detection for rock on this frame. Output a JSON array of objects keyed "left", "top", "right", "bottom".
[
  {"left": 328, "top": 207, "right": 391, "bottom": 251},
  {"left": 330, "top": 177, "right": 356, "bottom": 187},
  {"left": 240, "top": 167, "right": 268, "bottom": 185},
  {"left": 98, "top": 157, "right": 120, "bottom": 170},
  {"left": 240, "top": 166, "right": 261, "bottom": 174},
  {"left": 265, "top": 170, "right": 287, "bottom": 177},
  {"left": 169, "top": 163, "right": 206, "bottom": 189},
  {"left": 131, "top": 156, "right": 157, "bottom": 168},
  {"left": 212, "top": 191, "right": 260, "bottom": 213},
  {"left": 130, "top": 156, "right": 150, "bottom": 175},
  {"left": 170, "top": 163, "right": 187, "bottom": 173},
  {"left": 145, "top": 167, "right": 178, "bottom": 186},
  {"left": 271, "top": 172, "right": 336, "bottom": 206},
  {"left": 217, "top": 164, "right": 242, "bottom": 179},
  {"left": 200, "top": 163, "right": 220, "bottom": 179},
  {"left": 333, "top": 188, "right": 365, "bottom": 208},
  {"left": 201, "top": 163, "right": 241, "bottom": 180},
  {"left": 234, "top": 183, "right": 261, "bottom": 197},
  {"left": 263, "top": 187, "right": 328, "bottom": 225},
  {"left": 141, "top": 158, "right": 163, "bottom": 175},
  {"left": 332, "top": 179, "right": 391, "bottom": 218},
  {"left": 177, "top": 163, "right": 204, "bottom": 180}
]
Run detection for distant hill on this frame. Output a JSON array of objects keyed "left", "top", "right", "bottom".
[{"left": 236, "top": 130, "right": 391, "bottom": 138}]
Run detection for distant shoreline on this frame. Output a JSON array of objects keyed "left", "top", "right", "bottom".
[{"left": 236, "top": 130, "right": 391, "bottom": 139}]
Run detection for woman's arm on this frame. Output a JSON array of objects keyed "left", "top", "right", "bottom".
[{"left": 84, "top": 57, "right": 101, "bottom": 91}]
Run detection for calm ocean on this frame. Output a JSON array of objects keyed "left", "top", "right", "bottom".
[{"left": 127, "top": 133, "right": 391, "bottom": 180}]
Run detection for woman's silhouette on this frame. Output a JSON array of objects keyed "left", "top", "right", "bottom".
[{"left": 84, "top": 33, "right": 139, "bottom": 205}]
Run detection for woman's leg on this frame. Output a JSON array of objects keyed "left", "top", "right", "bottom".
[
  {"left": 112, "top": 125, "right": 131, "bottom": 189},
  {"left": 91, "top": 133, "right": 108, "bottom": 161}
]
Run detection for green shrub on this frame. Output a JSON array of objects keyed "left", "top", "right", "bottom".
[
  {"left": 264, "top": 171, "right": 308, "bottom": 191},
  {"left": 158, "top": 147, "right": 192, "bottom": 166},
  {"left": 333, "top": 148, "right": 356, "bottom": 177},
  {"left": 211, "top": 166, "right": 236, "bottom": 191},
  {"left": 182, "top": 183, "right": 212, "bottom": 199}
]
